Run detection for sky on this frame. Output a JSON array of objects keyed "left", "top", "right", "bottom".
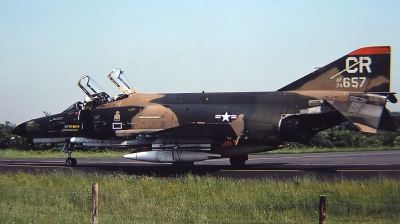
[{"left": 1, "top": 1, "right": 400, "bottom": 124}]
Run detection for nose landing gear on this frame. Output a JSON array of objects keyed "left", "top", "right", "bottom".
[
  {"left": 65, "top": 155, "right": 77, "bottom": 167},
  {"left": 62, "top": 143, "right": 78, "bottom": 167}
]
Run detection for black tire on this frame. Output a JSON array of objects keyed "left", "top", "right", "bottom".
[
  {"left": 71, "top": 158, "right": 77, "bottom": 166},
  {"left": 66, "top": 158, "right": 77, "bottom": 167},
  {"left": 229, "top": 155, "right": 248, "bottom": 166}
]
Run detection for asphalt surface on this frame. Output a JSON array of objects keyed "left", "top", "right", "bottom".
[{"left": 1, "top": 150, "right": 400, "bottom": 180}]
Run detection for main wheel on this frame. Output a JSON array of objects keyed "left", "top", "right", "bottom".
[
  {"left": 66, "top": 158, "right": 77, "bottom": 167},
  {"left": 229, "top": 155, "right": 248, "bottom": 166}
]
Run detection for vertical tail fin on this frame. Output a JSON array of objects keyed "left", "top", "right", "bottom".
[
  {"left": 278, "top": 46, "right": 391, "bottom": 93},
  {"left": 278, "top": 46, "right": 397, "bottom": 133}
]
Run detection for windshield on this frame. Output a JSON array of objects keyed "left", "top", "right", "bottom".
[
  {"left": 107, "top": 68, "right": 135, "bottom": 95},
  {"left": 63, "top": 102, "right": 83, "bottom": 112}
]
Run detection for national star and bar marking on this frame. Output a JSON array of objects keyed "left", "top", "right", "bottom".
[{"left": 215, "top": 112, "right": 238, "bottom": 122}]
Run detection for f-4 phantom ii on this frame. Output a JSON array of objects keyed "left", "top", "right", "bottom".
[{"left": 12, "top": 46, "right": 398, "bottom": 167}]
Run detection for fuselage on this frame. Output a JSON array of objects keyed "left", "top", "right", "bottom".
[{"left": 14, "top": 90, "right": 347, "bottom": 144}]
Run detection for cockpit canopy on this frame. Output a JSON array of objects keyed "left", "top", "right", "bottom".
[
  {"left": 71, "top": 68, "right": 135, "bottom": 110},
  {"left": 77, "top": 75, "right": 106, "bottom": 98},
  {"left": 107, "top": 68, "right": 135, "bottom": 95},
  {"left": 77, "top": 75, "right": 111, "bottom": 109}
]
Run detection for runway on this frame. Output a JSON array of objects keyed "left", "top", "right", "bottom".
[{"left": 1, "top": 150, "right": 400, "bottom": 180}]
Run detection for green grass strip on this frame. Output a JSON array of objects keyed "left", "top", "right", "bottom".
[{"left": 0, "top": 172, "right": 399, "bottom": 223}]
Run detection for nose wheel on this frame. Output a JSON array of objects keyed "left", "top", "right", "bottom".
[
  {"left": 62, "top": 143, "right": 78, "bottom": 167},
  {"left": 66, "top": 158, "right": 77, "bottom": 167}
]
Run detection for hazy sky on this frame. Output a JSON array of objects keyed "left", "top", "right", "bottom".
[{"left": 1, "top": 1, "right": 400, "bottom": 124}]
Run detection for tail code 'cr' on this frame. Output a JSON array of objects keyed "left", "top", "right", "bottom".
[{"left": 278, "top": 46, "right": 391, "bottom": 93}]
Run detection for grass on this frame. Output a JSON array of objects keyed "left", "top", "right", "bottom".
[
  {"left": 1, "top": 147, "right": 399, "bottom": 222},
  {"left": 0, "top": 172, "right": 399, "bottom": 223},
  {"left": 1, "top": 146, "right": 400, "bottom": 159}
]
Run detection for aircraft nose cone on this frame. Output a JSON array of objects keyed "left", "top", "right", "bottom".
[{"left": 12, "top": 122, "right": 27, "bottom": 137}]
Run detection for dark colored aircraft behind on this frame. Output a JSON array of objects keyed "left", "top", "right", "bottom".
[{"left": 12, "top": 46, "right": 397, "bottom": 167}]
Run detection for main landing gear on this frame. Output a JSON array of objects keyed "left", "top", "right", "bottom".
[
  {"left": 62, "top": 143, "right": 77, "bottom": 167},
  {"left": 229, "top": 154, "right": 248, "bottom": 166}
]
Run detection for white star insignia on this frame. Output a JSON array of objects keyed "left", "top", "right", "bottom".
[
  {"left": 221, "top": 112, "right": 230, "bottom": 122},
  {"left": 215, "top": 112, "right": 238, "bottom": 122}
]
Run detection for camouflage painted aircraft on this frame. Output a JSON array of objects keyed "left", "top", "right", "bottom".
[{"left": 12, "top": 46, "right": 397, "bottom": 167}]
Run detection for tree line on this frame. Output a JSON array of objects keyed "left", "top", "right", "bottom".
[{"left": 1, "top": 116, "right": 400, "bottom": 150}]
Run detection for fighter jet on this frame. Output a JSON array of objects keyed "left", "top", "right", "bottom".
[{"left": 12, "top": 46, "right": 397, "bottom": 166}]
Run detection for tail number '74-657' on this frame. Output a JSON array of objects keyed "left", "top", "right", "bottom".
[{"left": 336, "top": 77, "right": 366, "bottom": 88}]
